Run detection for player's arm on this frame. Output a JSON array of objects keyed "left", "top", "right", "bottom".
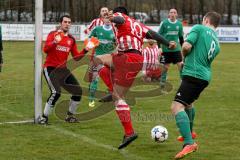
[
  {"left": 181, "top": 42, "right": 192, "bottom": 56},
  {"left": 179, "top": 23, "right": 184, "bottom": 46},
  {"left": 71, "top": 42, "right": 88, "bottom": 61},
  {"left": 157, "top": 21, "right": 164, "bottom": 48},
  {"left": 182, "top": 25, "right": 199, "bottom": 57},
  {"left": 43, "top": 32, "right": 58, "bottom": 53},
  {"left": 146, "top": 30, "right": 176, "bottom": 49},
  {"left": 84, "top": 19, "right": 96, "bottom": 34}
]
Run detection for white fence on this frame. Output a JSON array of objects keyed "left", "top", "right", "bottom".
[{"left": 1, "top": 23, "right": 240, "bottom": 43}]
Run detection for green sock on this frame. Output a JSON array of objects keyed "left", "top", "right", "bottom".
[
  {"left": 185, "top": 107, "right": 195, "bottom": 132},
  {"left": 88, "top": 78, "right": 99, "bottom": 101},
  {"left": 160, "top": 71, "right": 167, "bottom": 84},
  {"left": 175, "top": 111, "right": 194, "bottom": 145}
]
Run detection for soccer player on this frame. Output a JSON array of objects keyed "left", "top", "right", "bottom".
[
  {"left": 172, "top": 12, "right": 221, "bottom": 159},
  {"left": 142, "top": 39, "right": 162, "bottom": 82},
  {"left": 39, "top": 15, "right": 88, "bottom": 124},
  {"left": 158, "top": 8, "right": 184, "bottom": 87},
  {"left": 94, "top": 7, "right": 176, "bottom": 149},
  {"left": 87, "top": 16, "right": 116, "bottom": 107},
  {"left": 84, "top": 7, "right": 109, "bottom": 34},
  {"left": 0, "top": 25, "right": 3, "bottom": 72}
]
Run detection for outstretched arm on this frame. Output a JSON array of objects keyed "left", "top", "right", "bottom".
[{"left": 146, "top": 30, "right": 176, "bottom": 49}]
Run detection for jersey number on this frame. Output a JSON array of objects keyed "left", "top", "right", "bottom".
[
  {"left": 128, "top": 18, "right": 143, "bottom": 39},
  {"left": 208, "top": 41, "right": 216, "bottom": 61}
]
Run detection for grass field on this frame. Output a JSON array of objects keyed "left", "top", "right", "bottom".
[{"left": 0, "top": 42, "right": 240, "bottom": 160}]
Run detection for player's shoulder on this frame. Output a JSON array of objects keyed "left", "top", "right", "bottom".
[
  {"left": 68, "top": 34, "right": 76, "bottom": 43},
  {"left": 49, "top": 30, "right": 57, "bottom": 35},
  {"left": 176, "top": 20, "right": 183, "bottom": 25}
]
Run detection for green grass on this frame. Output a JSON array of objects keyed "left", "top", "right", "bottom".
[{"left": 0, "top": 42, "right": 240, "bottom": 160}]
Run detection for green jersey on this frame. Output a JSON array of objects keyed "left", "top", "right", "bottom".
[
  {"left": 158, "top": 19, "right": 183, "bottom": 52},
  {"left": 182, "top": 24, "right": 220, "bottom": 82},
  {"left": 89, "top": 25, "right": 115, "bottom": 56}
]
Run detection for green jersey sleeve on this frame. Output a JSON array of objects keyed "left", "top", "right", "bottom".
[
  {"left": 158, "top": 21, "right": 165, "bottom": 35},
  {"left": 179, "top": 23, "right": 184, "bottom": 37},
  {"left": 186, "top": 25, "right": 202, "bottom": 45}
]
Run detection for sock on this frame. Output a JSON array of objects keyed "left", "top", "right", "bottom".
[
  {"left": 160, "top": 70, "right": 167, "bottom": 84},
  {"left": 43, "top": 102, "right": 53, "bottom": 117},
  {"left": 89, "top": 78, "right": 99, "bottom": 102},
  {"left": 185, "top": 107, "right": 195, "bottom": 132},
  {"left": 175, "top": 111, "right": 194, "bottom": 145},
  {"left": 115, "top": 100, "right": 134, "bottom": 136},
  {"left": 69, "top": 99, "right": 80, "bottom": 114},
  {"left": 98, "top": 66, "right": 113, "bottom": 92}
]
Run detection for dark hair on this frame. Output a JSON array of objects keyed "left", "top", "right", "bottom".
[
  {"left": 204, "top": 12, "right": 221, "bottom": 28},
  {"left": 59, "top": 15, "right": 71, "bottom": 23},
  {"left": 113, "top": 6, "right": 128, "bottom": 15}
]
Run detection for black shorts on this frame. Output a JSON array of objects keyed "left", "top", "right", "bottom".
[
  {"left": 160, "top": 51, "right": 182, "bottom": 64},
  {"left": 43, "top": 67, "right": 82, "bottom": 96},
  {"left": 174, "top": 75, "right": 209, "bottom": 106}
]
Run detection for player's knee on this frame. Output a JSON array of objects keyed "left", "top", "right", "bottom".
[
  {"left": 71, "top": 95, "right": 81, "bottom": 102},
  {"left": 48, "top": 92, "right": 61, "bottom": 105}
]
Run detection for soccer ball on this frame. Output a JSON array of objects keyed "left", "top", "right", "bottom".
[{"left": 151, "top": 125, "right": 168, "bottom": 143}]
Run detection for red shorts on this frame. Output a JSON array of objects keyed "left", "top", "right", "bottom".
[
  {"left": 112, "top": 53, "right": 143, "bottom": 87},
  {"left": 146, "top": 68, "right": 161, "bottom": 78}
]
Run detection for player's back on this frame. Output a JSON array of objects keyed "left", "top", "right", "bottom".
[
  {"left": 183, "top": 24, "right": 220, "bottom": 82},
  {"left": 113, "top": 13, "right": 149, "bottom": 52}
]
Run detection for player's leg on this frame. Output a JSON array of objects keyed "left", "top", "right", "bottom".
[
  {"left": 94, "top": 54, "right": 114, "bottom": 102},
  {"left": 173, "top": 76, "right": 208, "bottom": 159},
  {"left": 160, "top": 52, "right": 170, "bottom": 87},
  {"left": 88, "top": 72, "right": 99, "bottom": 107},
  {"left": 112, "top": 53, "right": 143, "bottom": 149},
  {"left": 61, "top": 70, "right": 83, "bottom": 123},
  {"left": 113, "top": 84, "right": 138, "bottom": 149},
  {"left": 174, "top": 51, "right": 183, "bottom": 80},
  {"left": 160, "top": 63, "right": 170, "bottom": 87},
  {"left": 40, "top": 67, "right": 62, "bottom": 124}
]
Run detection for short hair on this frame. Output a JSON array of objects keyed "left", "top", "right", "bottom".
[
  {"left": 204, "top": 12, "right": 221, "bottom": 28},
  {"left": 113, "top": 6, "right": 128, "bottom": 15},
  {"left": 59, "top": 15, "right": 71, "bottom": 23}
]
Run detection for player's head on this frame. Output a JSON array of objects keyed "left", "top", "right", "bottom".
[
  {"left": 202, "top": 12, "right": 221, "bottom": 28},
  {"left": 59, "top": 15, "right": 71, "bottom": 32},
  {"left": 113, "top": 6, "right": 128, "bottom": 15},
  {"left": 168, "top": 8, "right": 178, "bottom": 21},
  {"left": 100, "top": 7, "right": 109, "bottom": 18}
]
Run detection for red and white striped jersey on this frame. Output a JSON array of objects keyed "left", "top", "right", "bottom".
[
  {"left": 112, "top": 13, "right": 149, "bottom": 52},
  {"left": 142, "top": 45, "right": 161, "bottom": 72},
  {"left": 87, "top": 18, "right": 104, "bottom": 32}
]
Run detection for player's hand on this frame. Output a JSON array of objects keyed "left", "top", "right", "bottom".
[
  {"left": 168, "top": 41, "right": 177, "bottom": 49},
  {"left": 54, "top": 30, "right": 64, "bottom": 43}
]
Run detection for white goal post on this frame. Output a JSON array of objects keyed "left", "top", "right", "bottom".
[{"left": 34, "top": 0, "right": 43, "bottom": 123}]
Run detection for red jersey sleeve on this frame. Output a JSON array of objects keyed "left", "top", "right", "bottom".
[
  {"left": 43, "top": 31, "right": 57, "bottom": 53},
  {"left": 70, "top": 41, "right": 87, "bottom": 61}
]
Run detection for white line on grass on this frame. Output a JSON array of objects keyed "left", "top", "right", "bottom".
[
  {"left": 0, "top": 108, "right": 146, "bottom": 160},
  {"left": 49, "top": 125, "right": 146, "bottom": 160},
  {"left": 0, "top": 119, "right": 33, "bottom": 125}
]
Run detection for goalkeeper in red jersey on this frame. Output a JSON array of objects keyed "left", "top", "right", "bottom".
[{"left": 39, "top": 15, "right": 88, "bottom": 124}]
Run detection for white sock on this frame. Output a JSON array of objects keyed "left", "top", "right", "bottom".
[
  {"left": 43, "top": 102, "right": 53, "bottom": 117},
  {"left": 69, "top": 99, "right": 80, "bottom": 114}
]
